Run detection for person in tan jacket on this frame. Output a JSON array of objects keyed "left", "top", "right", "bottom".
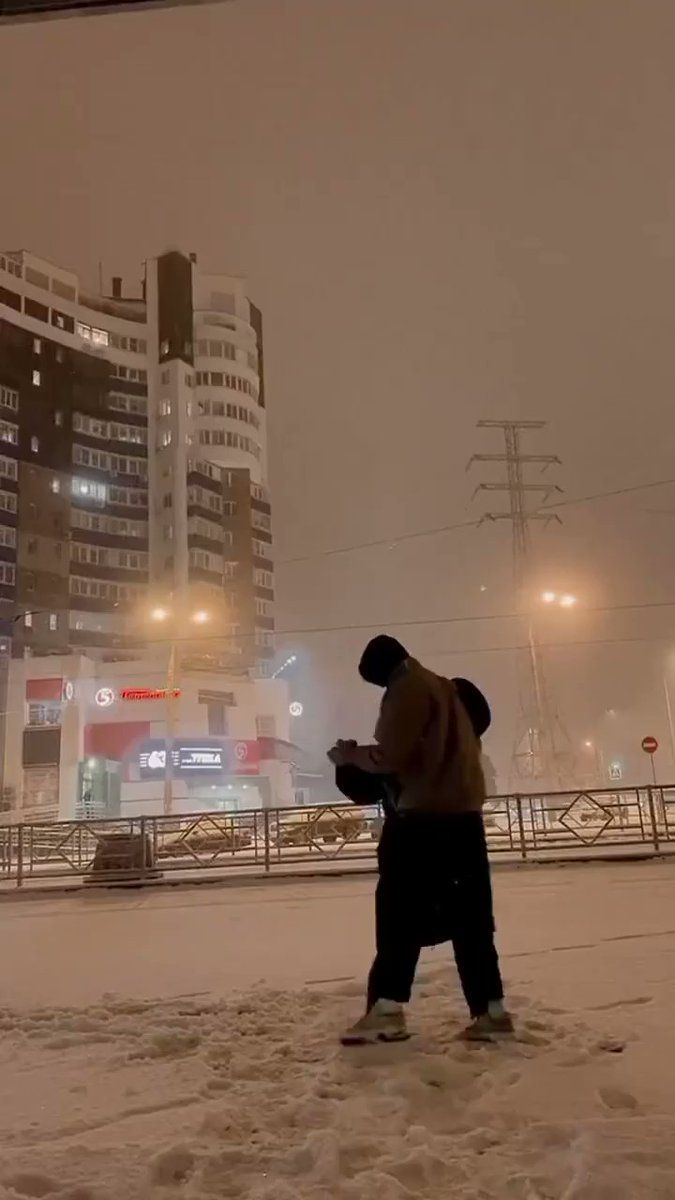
[{"left": 329, "top": 634, "right": 511, "bottom": 1044}]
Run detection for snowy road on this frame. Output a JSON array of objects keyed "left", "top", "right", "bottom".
[{"left": 1, "top": 860, "right": 675, "bottom": 1197}]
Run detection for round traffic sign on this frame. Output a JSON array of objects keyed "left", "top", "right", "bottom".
[{"left": 641, "top": 735, "right": 658, "bottom": 755}]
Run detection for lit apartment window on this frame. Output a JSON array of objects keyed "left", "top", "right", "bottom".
[
  {"left": 50, "top": 478, "right": 60, "bottom": 494},
  {"left": 71, "top": 478, "right": 107, "bottom": 504},
  {"left": 0, "top": 386, "right": 19, "bottom": 411},
  {"left": 31, "top": 436, "right": 39, "bottom": 453},
  {"left": 0, "top": 421, "right": 18, "bottom": 445},
  {"left": 49, "top": 613, "right": 57, "bottom": 631},
  {"left": 54, "top": 411, "right": 63, "bottom": 426},
  {"left": 32, "top": 370, "right": 41, "bottom": 387},
  {"left": 24, "top": 612, "right": 32, "bottom": 628},
  {"left": 33, "top": 338, "right": 41, "bottom": 355}
]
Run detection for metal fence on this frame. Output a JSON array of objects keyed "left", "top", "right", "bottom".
[{"left": 1, "top": 784, "right": 674, "bottom": 890}]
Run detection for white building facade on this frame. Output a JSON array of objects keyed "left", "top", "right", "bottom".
[
  {"left": 0, "top": 248, "right": 278, "bottom": 818},
  {"left": 3, "top": 653, "right": 294, "bottom": 823}
]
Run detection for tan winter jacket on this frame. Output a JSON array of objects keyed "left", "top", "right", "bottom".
[{"left": 368, "top": 659, "right": 486, "bottom": 814}]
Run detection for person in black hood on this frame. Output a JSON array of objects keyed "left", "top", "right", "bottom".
[{"left": 329, "top": 635, "right": 511, "bottom": 1045}]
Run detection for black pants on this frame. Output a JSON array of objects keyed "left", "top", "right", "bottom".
[{"left": 366, "top": 811, "right": 504, "bottom": 1018}]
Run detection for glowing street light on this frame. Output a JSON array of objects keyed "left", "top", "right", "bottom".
[
  {"left": 539, "top": 591, "right": 577, "bottom": 609},
  {"left": 145, "top": 603, "right": 215, "bottom": 815}
]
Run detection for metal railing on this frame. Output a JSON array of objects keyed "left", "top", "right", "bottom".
[{"left": 1, "top": 784, "right": 674, "bottom": 890}]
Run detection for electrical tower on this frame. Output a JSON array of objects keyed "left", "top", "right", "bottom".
[{"left": 468, "top": 420, "right": 574, "bottom": 791}]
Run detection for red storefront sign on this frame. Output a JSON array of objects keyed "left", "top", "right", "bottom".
[
  {"left": 26, "top": 677, "right": 63, "bottom": 701},
  {"left": 230, "top": 740, "right": 260, "bottom": 775},
  {"left": 120, "top": 688, "right": 181, "bottom": 701},
  {"left": 84, "top": 722, "right": 152, "bottom": 761}
]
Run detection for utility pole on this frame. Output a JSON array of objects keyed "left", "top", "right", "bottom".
[
  {"left": 468, "top": 420, "right": 573, "bottom": 792},
  {"left": 163, "top": 639, "right": 178, "bottom": 817}
]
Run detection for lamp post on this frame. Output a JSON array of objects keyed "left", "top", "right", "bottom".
[
  {"left": 522, "top": 590, "right": 578, "bottom": 788},
  {"left": 662, "top": 670, "right": 675, "bottom": 771},
  {"left": 149, "top": 605, "right": 211, "bottom": 816},
  {"left": 582, "top": 738, "right": 605, "bottom": 785}
]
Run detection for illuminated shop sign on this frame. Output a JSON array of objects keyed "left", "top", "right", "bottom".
[
  {"left": 138, "top": 739, "right": 226, "bottom": 778},
  {"left": 94, "top": 686, "right": 181, "bottom": 707},
  {"left": 136, "top": 738, "right": 260, "bottom": 778},
  {"left": 120, "top": 688, "right": 180, "bottom": 701}
]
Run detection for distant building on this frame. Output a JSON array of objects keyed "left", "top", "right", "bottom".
[
  {"left": 3, "top": 653, "right": 294, "bottom": 822},
  {"left": 0, "top": 247, "right": 274, "bottom": 675}
]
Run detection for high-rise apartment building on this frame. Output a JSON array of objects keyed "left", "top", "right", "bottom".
[{"left": 0, "top": 247, "right": 274, "bottom": 675}]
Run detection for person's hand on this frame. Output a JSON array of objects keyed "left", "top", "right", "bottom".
[{"left": 327, "top": 739, "right": 357, "bottom": 766}]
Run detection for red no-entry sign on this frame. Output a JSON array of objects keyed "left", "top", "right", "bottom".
[{"left": 641, "top": 735, "right": 659, "bottom": 755}]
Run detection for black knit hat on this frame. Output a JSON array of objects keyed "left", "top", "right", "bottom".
[{"left": 358, "top": 635, "right": 408, "bottom": 687}]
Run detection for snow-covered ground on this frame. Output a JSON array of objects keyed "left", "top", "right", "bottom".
[{"left": 1, "top": 860, "right": 675, "bottom": 1198}]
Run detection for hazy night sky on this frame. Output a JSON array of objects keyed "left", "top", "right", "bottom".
[{"left": 3, "top": 0, "right": 675, "bottom": 777}]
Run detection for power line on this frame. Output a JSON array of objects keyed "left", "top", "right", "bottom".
[
  {"left": 60, "top": 593, "right": 675, "bottom": 665},
  {"left": 67, "top": 627, "right": 675, "bottom": 686},
  {"left": 429, "top": 632, "right": 675, "bottom": 659},
  {"left": 277, "top": 517, "right": 479, "bottom": 566},
  {"left": 275, "top": 475, "right": 675, "bottom": 567}
]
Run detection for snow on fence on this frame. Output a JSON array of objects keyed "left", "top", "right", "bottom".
[{"left": 0, "top": 785, "right": 674, "bottom": 890}]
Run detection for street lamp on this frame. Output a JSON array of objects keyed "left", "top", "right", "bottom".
[
  {"left": 149, "top": 605, "right": 211, "bottom": 815},
  {"left": 662, "top": 664, "right": 675, "bottom": 769},
  {"left": 540, "top": 591, "right": 577, "bottom": 609},
  {"left": 582, "top": 737, "right": 605, "bottom": 783}
]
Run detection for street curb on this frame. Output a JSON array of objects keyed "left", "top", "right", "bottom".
[{"left": 1, "top": 848, "right": 674, "bottom": 902}]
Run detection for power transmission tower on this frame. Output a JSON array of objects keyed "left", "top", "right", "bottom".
[{"left": 468, "top": 420, "right": 574, "bottom": 791}]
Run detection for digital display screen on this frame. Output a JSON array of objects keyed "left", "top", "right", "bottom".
[{"left": 136, "top": 738, "right": 260, "bottom": 778}]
